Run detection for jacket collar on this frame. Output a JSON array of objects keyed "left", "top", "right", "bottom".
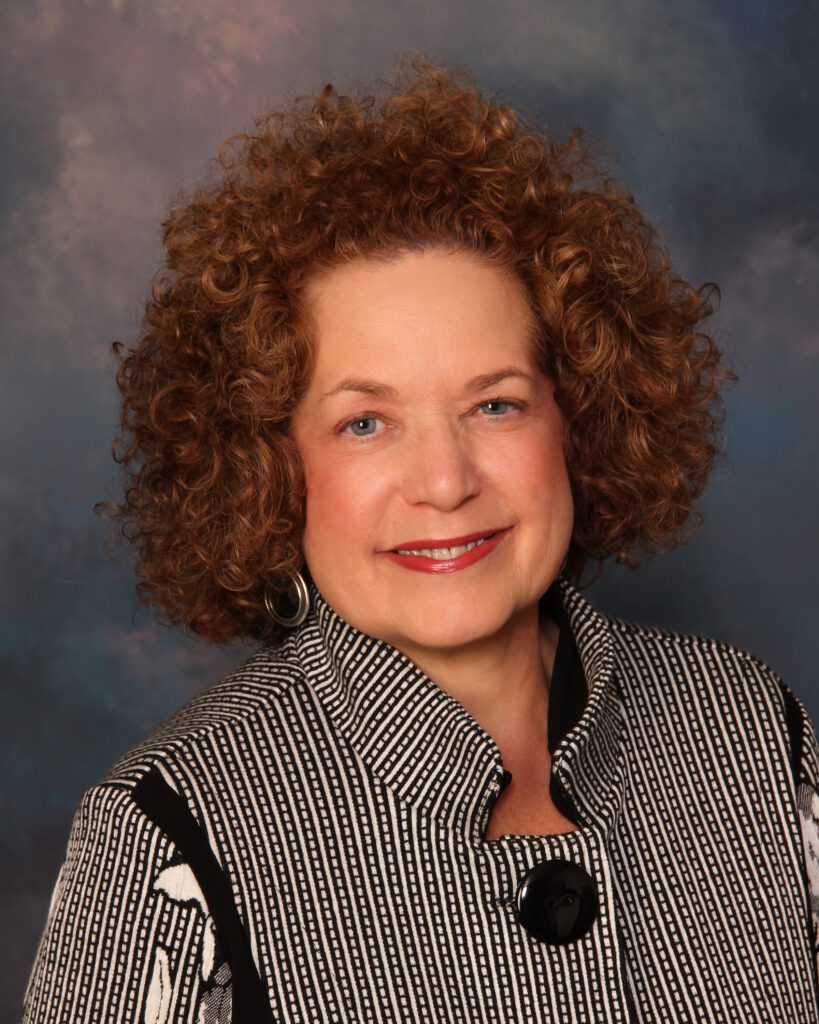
[{"left": 294, "top": 570, "right": 628, "bottom": 843}]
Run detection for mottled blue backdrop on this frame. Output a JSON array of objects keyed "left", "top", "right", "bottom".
[{"left": 2, "top": 0, "right": 817, "bottom": 1013}]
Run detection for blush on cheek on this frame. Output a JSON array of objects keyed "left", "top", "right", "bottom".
[{"left": 303, "top": 466, "right": 371, "bottom": 546}]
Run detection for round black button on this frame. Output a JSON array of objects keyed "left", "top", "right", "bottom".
[{"left": 515, "top": 859, "right": 598, "bottom": 944}]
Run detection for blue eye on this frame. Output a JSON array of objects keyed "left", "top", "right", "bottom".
[
  {"left": 347, "top": 416, "right": 380, "bottom": 437},
  {"left": 480, "top": 399, "right": 521, "bottom": 416}
]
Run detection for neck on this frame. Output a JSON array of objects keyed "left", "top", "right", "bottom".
[{"left": 391, "top": 600, "right": 559, "bottom": 755}]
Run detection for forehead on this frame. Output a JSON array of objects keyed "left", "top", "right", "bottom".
[{"left": 302, "top": 249, "right": 539, "bottom": 382}]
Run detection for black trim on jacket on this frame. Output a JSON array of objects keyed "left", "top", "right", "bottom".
[{"left": 132, "top": 767, "right": 274, "bottom": 1024}]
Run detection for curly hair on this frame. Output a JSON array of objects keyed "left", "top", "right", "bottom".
[{"left": 96, "top": 53, "right": 735, "bottom": 645}]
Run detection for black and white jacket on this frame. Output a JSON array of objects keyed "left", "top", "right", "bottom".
[{"left": 20, "top": 572, "right": 819, "bottom": 1022}]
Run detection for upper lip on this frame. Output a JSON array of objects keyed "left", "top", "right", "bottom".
[{"left": 388, "top": 528, "right": 506, "bottom": 551}]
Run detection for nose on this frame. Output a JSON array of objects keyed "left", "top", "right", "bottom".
[{"left": 401, "top": 419, "right": 481, "bottom": 511}]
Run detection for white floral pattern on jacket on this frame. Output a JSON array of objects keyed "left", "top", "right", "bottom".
[
  {"left": 144, "top": 860, "right": 232, "bottom": 1024},
  {"left": 798, "top": 782, "right": 819, "bottom": 978}
]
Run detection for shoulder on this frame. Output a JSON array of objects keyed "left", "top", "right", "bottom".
[
  {"left": 101, "top": 637, "right": 307, "bottom": 790},
  {"left": 601, "top": 608, "right": 813, "bottom": 781},
  {"left": 604, "top": 607, "right": 788, "bottom": 699}
]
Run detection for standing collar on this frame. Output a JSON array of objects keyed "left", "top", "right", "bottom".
[{"left": 293, "top": 570, "right": 628, "bottom": 842}]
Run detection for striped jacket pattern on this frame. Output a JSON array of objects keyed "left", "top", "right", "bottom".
[{"left": 20, "top": 572, "right": 819, "bottom": 1022}]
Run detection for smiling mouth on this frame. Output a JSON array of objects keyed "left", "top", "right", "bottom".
[{"left": 389, "top": 529, "right": 504, "bottom": 560}]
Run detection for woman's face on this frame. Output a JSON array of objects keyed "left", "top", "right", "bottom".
[{"left": 289, "top": 248, "right": 574, "bottom": 658}]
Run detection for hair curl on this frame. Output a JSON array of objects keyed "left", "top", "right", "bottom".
[{"left": 96, "top": 53, "right": 736, "bottom": 645}]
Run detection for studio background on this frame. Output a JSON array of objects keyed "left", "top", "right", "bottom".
[{"left": 2, "top": 0, "right": 817, "bottom": 1013}]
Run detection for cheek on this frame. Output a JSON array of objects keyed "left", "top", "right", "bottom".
[
  {"left": 539, "top": 440, "right": 572, "bottom": 497},
  {"left": 489, "top": 426, "right": 570, "bottom": 504},
  {"left": 302, "top": 452, "right": 385, "bottom": 548}
]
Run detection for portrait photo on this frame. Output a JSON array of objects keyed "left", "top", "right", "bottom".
[{"left": 3, "top": 2, "right": 818, "bottom": 1021}]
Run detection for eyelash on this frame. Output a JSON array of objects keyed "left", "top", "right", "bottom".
[{"left": 336, "top": 398, "right": 527, "bottom": 440}]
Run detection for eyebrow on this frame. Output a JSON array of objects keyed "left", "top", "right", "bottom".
[{"left": 321, "top": 366, "right": 536, "bottom": 400}]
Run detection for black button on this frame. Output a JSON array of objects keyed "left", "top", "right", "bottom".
[{"left": 515, "top": 859, "right": 598, "bottom": 944}]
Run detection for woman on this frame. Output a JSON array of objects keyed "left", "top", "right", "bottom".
[{"left": 21, "top": 56, "right": 819, "bottom": 1023}]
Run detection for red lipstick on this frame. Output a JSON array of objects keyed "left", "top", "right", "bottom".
[
  {"left": 380, "top": 527, "right": 512, "bottom": 574},
  {"left": 389, "top": 528, "right": 502, "bottom": 551}
]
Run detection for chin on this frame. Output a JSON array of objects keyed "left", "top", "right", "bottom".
[{"left": 388, "top": 605, "right": 510, "bottom": 652}]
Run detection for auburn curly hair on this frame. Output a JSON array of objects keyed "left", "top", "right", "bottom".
[{"left": 96, "top": 54, "right": 736, "bottom": 645}]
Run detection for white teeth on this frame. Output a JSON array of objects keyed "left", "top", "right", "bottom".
[{"left": 395, "top": 537, "right": 487, "bottom": 559}]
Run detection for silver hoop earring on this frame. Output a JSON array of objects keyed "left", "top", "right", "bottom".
[{"left": 263, "top": 570, "right": 310, "bottom": 627}]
